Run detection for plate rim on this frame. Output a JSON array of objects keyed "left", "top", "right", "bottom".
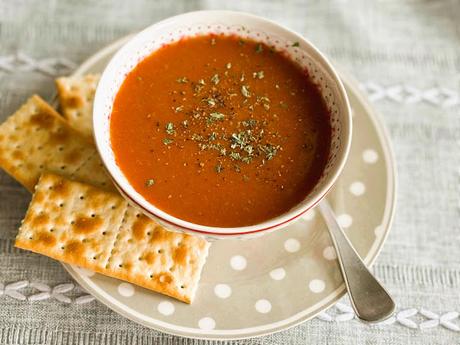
[{"left": 63, "top": 35, "right": 397, "bottom": 340}]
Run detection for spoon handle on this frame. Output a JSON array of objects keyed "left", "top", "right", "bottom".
[{"left": 318, "top": 199, "right": 395, "bottom": 322}]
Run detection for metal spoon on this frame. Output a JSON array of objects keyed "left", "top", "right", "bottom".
[{"left": 318, "top": 199, "right": 396, "bottom": 322}]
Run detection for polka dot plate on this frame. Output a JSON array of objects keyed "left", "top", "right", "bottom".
[{"left": 63, "top": 36, "right": 396, "bottom": 340}]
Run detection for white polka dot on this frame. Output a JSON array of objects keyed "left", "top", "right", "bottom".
[
  {"left": 323, "top": 246, "right": 337, "bottom": 260},
  {"left": 157, "top": 301, "right": 175, "bottom": 316},
  {"left": 198, "top": 317, "right": 216, "bottom": 330},
  {"left": 309, "top": 279, "right": 326, "bottom": 293},
  {"left": 117, "top": 283, "right": 134, "bottom": 297},
  {"left": 374, "top": 225, "right": 384, "bottom": 237},
  {"left": 363, "top": 149, "right": 378, "bottom": 164},
  {"left": 214, "top": 284, "right": 232, "bottom": 299},
  {"left": 75, "top": 266, "right": 95, "bottom": 277},
  {"left": 255, "top": 299, "right": 272, "bottom": 313},
  {"left": 284, "top": 238, "right": 301, "bottom": 253},
  {"left": 349, "top": 181, "right": 366, "bottom": 196},
  {"left": 269, "top": 268, "right": 286, "bottom": 280},
  {"left": 301, "top": 208, "right": 316, "bottom": 221},
  {"left": 230, "top": 255, "right": 247, "bottom": 270},
  {"left": 337, "top": 214, "right": 353, "bottom": 228}
]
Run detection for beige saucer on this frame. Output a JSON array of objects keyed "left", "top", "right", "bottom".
[{"left": 63, "top": 36, "right": 396, "bottom": 340}]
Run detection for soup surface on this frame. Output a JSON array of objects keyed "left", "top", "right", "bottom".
[{"left": 111, "top": 35, "right": 331, "bottom": 227}]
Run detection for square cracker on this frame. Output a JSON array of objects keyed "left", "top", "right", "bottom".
[
  {"left": 70, "top": 154, "right": 116, "bottom": 193},
  {"left": 15, "top": 173, "right": 128, "bottom": 271},
  {"left": 0, "top": 95, "right": 97, "bottom": 191},
  {"left": 105, "top": 206, "right": 210, "bottom": 303},
  {"left": 15, "top": 173, "right": 211, "bottom": 303},
  {"left": 56, "top": 74, "right": 100, "bottom": 139}
]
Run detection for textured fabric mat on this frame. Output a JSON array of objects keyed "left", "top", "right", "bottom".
[{"left": 0, "top": 1, "right": 459, "bottom": 344}]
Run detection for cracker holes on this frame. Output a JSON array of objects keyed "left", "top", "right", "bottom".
[
  {"left": 90, "top": 213, "right": 95, "bottom": 218},
  {"left": 149, "top": 274, "right": 153, "bottom": 278},
  {"left": 136, "top": 213, "right": 141, "bottom": 218},
  {"left": 49, "top": 228, "right": 54, "bottom": 232},
  {"left": 157, "top": 249, "right": 164, "bottom": 254},
  {"left": 102, "top": 231, "right": 106, "bottom": 235},
  {"left": 58, "top": 146, "right": 64, "bottom": 152},
  {"left": 60, "top": 165, "right": 66, "bottom": 170},
  {"left": 79, "top": 195, "right": 85, "bottom": 200},
  {"left": 70, "top": 220, "right": 75, "bottom": 225},
  {"left": 111, "top": 205, "right": 116, "bottom": 210},
  {"left": 58, "top": 203, "right": 64, "bottom": 207},
  {"left": 118, "top": 263, "right": 123, "bottom": 268}
]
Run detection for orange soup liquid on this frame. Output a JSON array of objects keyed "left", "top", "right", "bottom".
[{"left": 111, "top": 35, "right": 331, "bottom": 227}]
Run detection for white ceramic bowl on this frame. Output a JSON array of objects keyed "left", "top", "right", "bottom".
[{"left": 93, "top": 10, "right": 352, "bottom": 239}]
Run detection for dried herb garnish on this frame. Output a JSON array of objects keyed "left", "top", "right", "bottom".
[
  {"left": 174, "top": 105, "right": 184, "bottom": 113},
  {"left": 242, "top": 119, "right": 257, "bottom": 128},
  {"left": 241, "top": 85, "right": 251, "bottom": 98},
  {"left": 209, "top": 112, "right": 225, "bottom": 121},
  {"left": 145, "top": 179, "right": 155, "bottom": 187},
  {"left": 165, "top": 122, "right": 175, "bottom": 135},
  {"left": 211, "top": 74, "right": 220, "bottom": 85},
  {"left": 205, "top": 97, "right": 216, "bottom": 107},
  {"left": 163, "top": 138, "right": 174, "bottom": 145},
  {"left": 253, "top": 71, "right": 264, "bottom": 79},
  {"left": 176, "top": 77, "right": 188, "bottom": 83},
  {"left": 259, "top": 143, "right": 279, "bottom": 160},
  {"left": 162, "top": 42, "right": 286, "bottom": 174},
  {"left": 292, "top": 41, "right": 300, "bottom": 47},
  {"left": 215, "top": 163, "right": 224, "bottom": 174}
]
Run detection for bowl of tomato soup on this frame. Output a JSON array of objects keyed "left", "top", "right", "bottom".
[{"left": 93, "top": 11, "right": 352, "bottom": 238}]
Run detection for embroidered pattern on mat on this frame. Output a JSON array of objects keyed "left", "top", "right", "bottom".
[
  {"left": 317, "top": 303, "right": 459, "bottom": 331},
  {"left": 0, "top": 52, "right": 458, "bottom": 109},
  {"left": 0, "top": 53, "right": 76, "bottom": 76},
  {"left": 360, "top": 82, "right": 459, "bottom": 107},
  {"left": 0, "top": 281, "right": 459, "bottom": 331},
  {"left": 0, "top": 281, "right": 95, "bottom": 304}
]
